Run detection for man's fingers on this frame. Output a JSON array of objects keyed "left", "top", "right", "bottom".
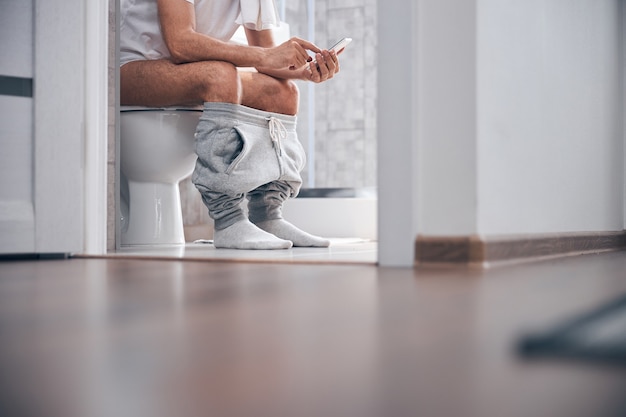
[
  {"left": 282, "top": 37, "right": 343, "bottom": 79},
  {"left": 287, "top": 39, "right": 312, "bottom": 69},
  {"left": 291, "top": 37, "right": 321, "bottom": 54},
  {"left": 316, "top": 53, "right": 330, "bottom": 79}
]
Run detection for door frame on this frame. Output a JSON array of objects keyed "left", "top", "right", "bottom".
[
  {"left": 376, "top": 1, "right": 419, "bottom": 266},
  {"left": 34, "top": 0, "right": 107, "bottom": 255},
  {"left": 82, "top": 0, "right": 110, "bottom": 255},
  {"left": 80, "top": 0, "right": 420, "bottom": 265}
]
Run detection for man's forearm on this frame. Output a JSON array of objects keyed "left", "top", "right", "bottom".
[
  {"left": 166, "top": 31, "right": 268, "bottom": 66},
  {"left": 255, "top": 66, "right": 305, "bottom": 80}
]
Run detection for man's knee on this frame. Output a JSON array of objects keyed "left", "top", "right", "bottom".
[
  {"left": 240, "top": 72, "right": 300, "bottom": 115},
  {"left": 197, "top": 61, "right": 241, "bottom": 103},
  {"left": 272, "top": 80, "right": 299, "bottom": 115},
  {"left": 283, "top": 80, "right": 300, "bottom": 114}
]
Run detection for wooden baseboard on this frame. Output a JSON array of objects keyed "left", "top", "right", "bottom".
[{"left": 415, "top": 231, "right": 626, "bottom": 266}]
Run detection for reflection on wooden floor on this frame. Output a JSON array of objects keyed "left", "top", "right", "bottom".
[
  {"left": 104, "top": 238, "right": 377, "bottom": 265},
  {"left": 1, "top": 251, "right": 626, "bottom": 417}
]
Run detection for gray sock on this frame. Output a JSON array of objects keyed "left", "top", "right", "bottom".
[
  {"left": 254, "top": 219, "right": 330, "bottom": 247},
  {"left": 214, "top": 219, "right": 293, "bottom": 250}
]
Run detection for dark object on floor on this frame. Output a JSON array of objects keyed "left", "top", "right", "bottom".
[
  {"left": 296, "top": 187, "right": 377, "bottom": 198},
  {"left": 518, "top": 294, "right": 626, "bottom": 365}
]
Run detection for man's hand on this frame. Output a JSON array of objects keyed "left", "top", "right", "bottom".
[
  {"left": 264, "top": 37, "right": 321, "bottom": 70},
  {"left": 256, "top": 48, "right": 341, "bottom": 83},
  {"left": 304, "top": 49, "right": 340, "bottom": 83}
]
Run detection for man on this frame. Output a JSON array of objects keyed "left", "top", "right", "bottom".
[{"left": 120, "top": 0, "right": 341, "bottom": 249}]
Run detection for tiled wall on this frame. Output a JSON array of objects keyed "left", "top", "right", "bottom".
[
  {"left": 107, "top": 0, "right": 377, "bottom": 245},
  {"left": 287, "top": 0, "right": 378, "bottom": 189},
  {"left": 107, "top": 0, "right": 117, "bottom": 251}
]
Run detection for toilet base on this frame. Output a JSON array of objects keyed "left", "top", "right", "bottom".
[{"left": 121, "top": 181, "right": 186, "bottom": 246}]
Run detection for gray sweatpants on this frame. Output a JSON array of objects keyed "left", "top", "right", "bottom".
[{"left": 191, "top": 102, "right": 306, "bottom": 230}]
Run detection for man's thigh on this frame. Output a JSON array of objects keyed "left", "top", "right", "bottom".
[{"left": 120, "top": 59, "right": 235, "bottom": 107}]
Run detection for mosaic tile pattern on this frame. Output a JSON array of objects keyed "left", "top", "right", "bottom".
[
  {"left": 288, "top": 0, "right": 378, "bottom": 188},
  {"left": 107, "top": 0, "right": 117, "bottom": 251}
]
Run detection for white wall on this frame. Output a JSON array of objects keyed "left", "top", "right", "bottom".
[
  {"left": 477, "top": 0, "right": 624, "bottom": 235},
  {"left": 0, "top": 1, "right": 33, "bottom": 78},
  {"left": 416, "top": 0, "right": 479, "bottom": 236},
  {"left": 404, "top": 0, "right": 624, "bottom": 252}
]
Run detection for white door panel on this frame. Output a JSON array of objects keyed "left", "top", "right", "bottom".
[
  {"left": 0, "top": 96, "right": 35, "bottom": 253},
  {"left": 0, "top": 0, "right": 89, "bottom": 255},
  {"left": 0, "top": 1, "right": 36, "bottom": 254}
]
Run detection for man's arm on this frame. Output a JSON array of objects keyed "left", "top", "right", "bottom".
[{"left": 157, "top": 0, "right": 318, "bottom": 70}]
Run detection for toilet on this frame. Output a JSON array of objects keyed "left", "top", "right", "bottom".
[{"left": 120, "top": 107, "right": 202, "bottom": 246}]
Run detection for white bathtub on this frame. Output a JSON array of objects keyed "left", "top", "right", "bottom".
[
  {"left": 184, "top": 188, "right": 378, "bottom": 242},
  {"left": 282, "top": 188, "right": 377, "bottom": 240}
]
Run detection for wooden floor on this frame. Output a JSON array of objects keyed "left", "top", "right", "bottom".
[{"left": 1, "top": 252, "right": 626, "bottom": 417}]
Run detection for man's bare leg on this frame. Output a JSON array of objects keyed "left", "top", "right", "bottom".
[
  {"left": 238, "top": 70, "right": 299, "bottom": 115},
  {"left": 121, "top": 59, "right": 300, "bottom": 112},
  {"left": 121, "top": 59, "right": 241, "bottom": 106}
]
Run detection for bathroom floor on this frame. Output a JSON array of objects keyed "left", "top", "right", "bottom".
[
  {"left": 3, "top": 251, "right": 626, "bottom": 417},
  {"left": 106, "top": 238, "right": 377, "bottom": 264}
]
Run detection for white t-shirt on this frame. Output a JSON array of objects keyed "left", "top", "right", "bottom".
[{"left": 120, "top": 0, "right": 280, "bottom": 66}]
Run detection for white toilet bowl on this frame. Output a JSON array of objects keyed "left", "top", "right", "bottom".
[{"left": 120, "top": 107, "right": 202, "bottom": 246}]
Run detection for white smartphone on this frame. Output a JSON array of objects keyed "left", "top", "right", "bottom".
[
  {"left": 328, "top": 37, "right": 352, "bottom": 54},
  {"left": 310, "top": 37, "right": 352, "bottom": 67}
]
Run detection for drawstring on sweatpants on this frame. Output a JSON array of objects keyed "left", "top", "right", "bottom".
[{"left": 267, "top": 116, "right": 287, "bottom": 156}]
